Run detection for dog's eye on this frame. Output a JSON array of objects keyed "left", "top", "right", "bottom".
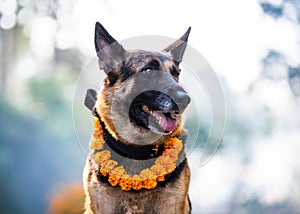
[
  {"left": 143, "top": 68, "right": 153, "bottom": 75},
  {"left": 141, "top": 59, "right": 160, "bottom": 74}
]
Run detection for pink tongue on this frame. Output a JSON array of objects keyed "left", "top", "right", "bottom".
[{"left": 152, "top": 112, "right": 177, "bottom": 132}]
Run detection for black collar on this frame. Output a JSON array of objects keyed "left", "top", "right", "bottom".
[{"left": 95, "top": 111, "right": 164, "bottom": 160}]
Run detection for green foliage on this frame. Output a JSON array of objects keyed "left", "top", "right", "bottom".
[{"left": 26, "top": 75, "right": 73, "bottom": 138}]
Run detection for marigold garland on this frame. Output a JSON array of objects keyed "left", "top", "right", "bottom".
[{"left": 91, "top": 117, "right": 183, "bottom": 191}]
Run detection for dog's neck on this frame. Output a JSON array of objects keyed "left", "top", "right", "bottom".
[{"left": 90, "top": 115, "right": 186, "bottom": 190}]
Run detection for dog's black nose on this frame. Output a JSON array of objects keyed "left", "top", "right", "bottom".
[{"left": 174, "top": 90, "right": 191, "bottom": 112}]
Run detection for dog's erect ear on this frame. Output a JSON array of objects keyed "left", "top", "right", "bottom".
[
  {"left": 94, "top": 22, "right": 126, "bottom": 85},
  {"left": 163, "top": 27, "right": 191, "bottom": 64}
]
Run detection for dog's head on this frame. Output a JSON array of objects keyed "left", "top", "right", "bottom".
[{"left": 94, "top": 22, "right": 191, "bottom": 145}]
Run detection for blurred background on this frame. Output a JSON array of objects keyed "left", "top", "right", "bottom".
[{"left": 1, "top": 0, "right": 300, "bottom": 213}]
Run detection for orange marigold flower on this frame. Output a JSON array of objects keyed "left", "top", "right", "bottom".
[
  {"left": 140, "top": 168, "right": 156, "bottom": 180},
  {"left": 108, "top": 166, "right": 127, "bottom": 187},
  {"left": 101, "top": 160, "right": 118, "bottom": 171},
  {"left": 164, "top": 138, "right": 177, "bottom": 149},
  {"left": 157, "top": 175, "right": 165, "bottom": 182},
  {"left": 143, "top": 179, "right": 157, "bottom": 189},
  {"left": 155, "top": 155, "right": 173, "bottom": 166},
  {"left": 165, "top": 163, "right": 176, "bottom": 174},
  {"left": 151, "top": 164, "right": 167, "bottom": 182},
  {"left": 173, "top": 139, "right": 183, "bottom": 151},
  {"left": 119, "top": 175, "right": 132, "bottom": 191},
  {"left": 94, "top": 150, "right": 111, "bottom": 165},
  {"left": 108, "top": 175, "right": 119, "bottom": 186},
  {"left": 94, "top": 118, "right": 102, "bottom": 132},
  {"left": 131, "top": 175, "right": 143, "bottom": 191},
  {"left": 100, "top": 168, "right": 108, "bottom": 176},
  {"left": 165, "top": 149, "right": 179, "bottom": 161},
  {"left": 91, "top": 138, "right": 104, "bottom": 150},
  {"left": 92, "top": 130, "right": 102, "bottom": 139},
  {"left": 150, "top": 164, "right": 166, "bottom": 176},
  {"left": 94, "top": 117, "right": 100, "bottom": 126},
  {"left": 100, "top": 160, "right": 118, "bottom": 176},
  {"left": 110, "top": 166, "right": 126, "bottom": 176}
]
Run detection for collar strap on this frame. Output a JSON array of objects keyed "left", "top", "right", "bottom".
[{"left": 97, "top": 116, "right": 165, "bottom": 160}]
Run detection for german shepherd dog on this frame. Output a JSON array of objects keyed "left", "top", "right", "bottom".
[{"left": 83, "top": 22, "right": 192, "bottom": 214}]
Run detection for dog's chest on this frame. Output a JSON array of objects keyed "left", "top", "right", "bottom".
[
  {"left": 84, "top": 158, "right": 190, "bottom": 214},
  {"left": 90, "top": 183, "right": 178, "bottom": 214},
  {"left": 103, "top": 191, "right": 173, "bottom": 214}
]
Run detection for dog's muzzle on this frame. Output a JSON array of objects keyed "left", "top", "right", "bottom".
[
  {"left": 163, "top": 85, "right": 190, "bottom": 113},
  {"left": 125, "top": 70, "right": 191, "bottom": 134}
]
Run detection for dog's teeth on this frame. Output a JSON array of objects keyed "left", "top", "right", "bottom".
[{"left": 142, "top": 105, "right": 150, "bottom": 114}]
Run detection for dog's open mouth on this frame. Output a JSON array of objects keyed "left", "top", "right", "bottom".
[
  {"left": 141, "top": 105, "right": 177, "bottom": 133},
  {"left": 129, "top": 91, "right": 180, "bottom": 134}
]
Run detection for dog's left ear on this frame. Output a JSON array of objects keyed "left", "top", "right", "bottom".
[
  {"left": 94, "top": 22, "right": 126, "bottom": 85},
  {"left": 163, "top": 27, "right": 191, "bottom": 64}
]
